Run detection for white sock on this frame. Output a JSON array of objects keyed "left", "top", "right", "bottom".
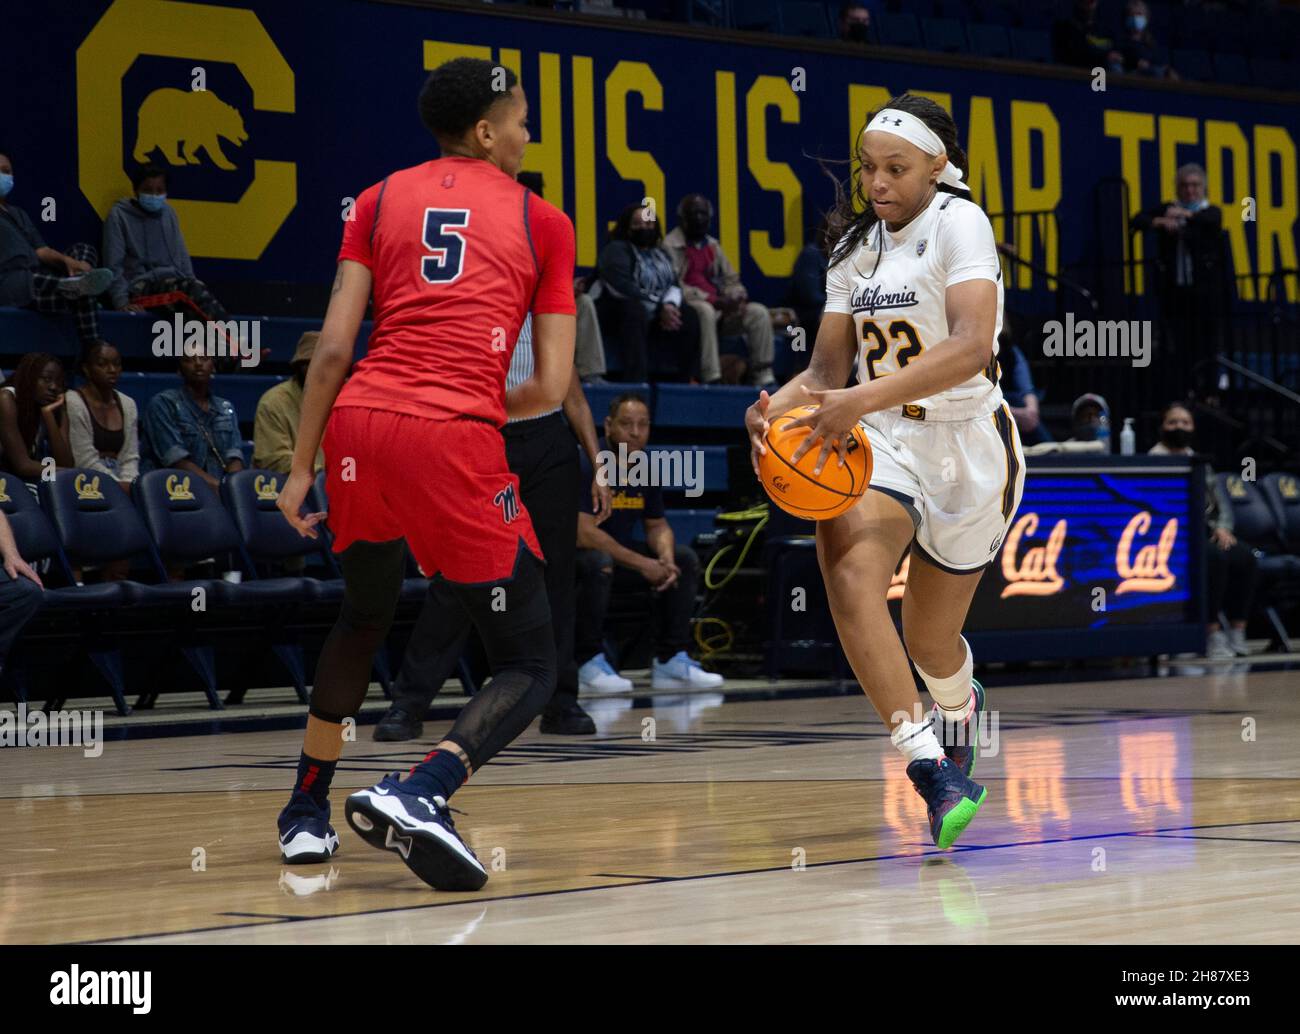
[
  {"left": 915, "top": 637, "right": 974, "bottom": 722},
  {"left": 891, "top": 716, "right": 944, "bottom": 763}
]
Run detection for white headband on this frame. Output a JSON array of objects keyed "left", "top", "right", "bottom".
[{"left": 864, "top": 108, "right": 969, "bottom": 193}]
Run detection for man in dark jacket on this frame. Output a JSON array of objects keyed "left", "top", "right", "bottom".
[
  {"left": 1130, "top": 163, "right": 1233, "bottom": 383},
  {"left": 102, "top": 164, "right": 230, "bottom": 319}
]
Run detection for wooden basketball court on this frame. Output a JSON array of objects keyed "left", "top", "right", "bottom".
[{"left": 3, "top": 670, "right": 1297, "bottom": 944}]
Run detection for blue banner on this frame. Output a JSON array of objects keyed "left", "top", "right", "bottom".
[{"left": 5, "top": 0, "right": 1297, "bottom": 308}]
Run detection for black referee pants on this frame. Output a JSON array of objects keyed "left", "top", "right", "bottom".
[{"left": 390, "top": 411, "right": 581, "bottom": 714}]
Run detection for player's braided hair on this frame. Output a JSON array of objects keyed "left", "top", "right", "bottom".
[
  {"left": 825, "top": 93, "right": 970, "bottom": 269},
  {"left": 418, "top": 58, "right": 519, "bottom": 141}
]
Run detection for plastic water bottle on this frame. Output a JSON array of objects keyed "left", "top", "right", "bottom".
[
  {"left": 1120, "top": 417, "right": 1136, "bottom": 456},
  {"left": 1096, "top": 412, "right": 1111, "bottom": 452}
]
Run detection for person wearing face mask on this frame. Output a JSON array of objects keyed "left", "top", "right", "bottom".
[
  {"left": 1149, "top": 402, "right": 1258, "bottom": 664},
  {"left": 1131, "top": 164, "right": 1233, "bottom": 390},
  {"left": 590, "top": 202, "right": 703, "bottom": 383},
  {"left": 838, "top": 2, "right": 873, "bottom": 45},
  {"left": 1118, "top": 1, "right": 1174, "bottom": 78},
  {"left": 663, "top": 194, "right": 776, "bottom": 387},
  {"left": 101, "top": 164, "right": 231, "bottom": 321},
  {"left": 1053, "top": 0, "right": 1124, "bottom": 73},
  {"left": 1066, "top": 393, "right": 1111, "bottom": 450},
  {"left": 0, "top": 149, "right": 116, "bottom": 348}
]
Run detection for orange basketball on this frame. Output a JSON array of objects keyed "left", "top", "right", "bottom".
[{"left": 758, "top": 404, "right": 872, "bottom": 520}]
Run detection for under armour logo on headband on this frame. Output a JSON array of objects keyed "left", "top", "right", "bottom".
[{"left": 885, "top": 117, "right": 902, "bottom": 126}]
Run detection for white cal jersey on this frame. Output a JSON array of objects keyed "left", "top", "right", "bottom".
[{"left": 824, "top": 191, "right": 1004, "bottom": 418}]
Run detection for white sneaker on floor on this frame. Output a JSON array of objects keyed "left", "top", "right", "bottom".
[
  {"left": 651, "top": 651, "right": 724, "bottom": 689},
  {"left": 1206, "top": 629, "right": 1235, "bottom": 660},
  {"left": 1169, "top": 652, "right": 1206, "bottom": 677},
  {"left": 578, "top": 653, "right": 633, "bottom": 693},
  {"left": 1227, "top": 628, "right": 1250, "bottom": 656}
]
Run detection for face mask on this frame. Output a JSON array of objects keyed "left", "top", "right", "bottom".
[
  {"left": 630, "top": 228, "right": 658, "bottom": 247},
  {"left": 846, "top": 22, "right": 869, "bottom": 42},
  {"left": 1161, "top": 428, "right": 1193, "bottom": 450},
  {"left": 138, "top": 192, "right": 167, "bottom": 213},
  {"left": 1128, "top": 14, "right": 1147, "bottom": 31},
  {"left": 0, "top": 173, "right": 13, "bottom": 198},
  {"left": 1178, "top": 197, "right": 1208, "bottom": 212}
]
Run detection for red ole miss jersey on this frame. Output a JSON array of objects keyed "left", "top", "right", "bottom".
[{"left": 335, "top": 156, "right": 576, "bottom": 426}]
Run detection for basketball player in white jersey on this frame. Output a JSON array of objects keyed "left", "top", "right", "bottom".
[{"left": 746, "top": 94, "right": 1024, "bottom": 849}]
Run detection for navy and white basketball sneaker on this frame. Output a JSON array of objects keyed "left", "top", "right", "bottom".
[
  {"left": 933, "top": 678, "right": 984, "bottom": 779},
  {"left": 278, "top": 792, "right": 340, "bottom": 864},
  {"left": 906, "top": 756, "right": 987, "bottom": 850},
  {"left": 345, "top": 773, "right": 488, "bottom": 891}
]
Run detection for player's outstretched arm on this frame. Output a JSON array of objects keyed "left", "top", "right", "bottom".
[
  {"left": 505, "top": 312, "right": 575, "bottom": 420},
  {"left": 276, "top": 260, "right": 371, "bottom": 537}
]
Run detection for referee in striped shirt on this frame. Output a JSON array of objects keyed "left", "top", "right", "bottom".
[{"left": 375, "top": 311, "right": 612, "bottom": 738}]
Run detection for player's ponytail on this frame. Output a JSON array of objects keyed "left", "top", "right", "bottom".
[{"left": 827, "top": 93, "right": 972, "bottom": 269}]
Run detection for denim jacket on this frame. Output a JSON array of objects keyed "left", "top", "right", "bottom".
[{"left": 142, "top": 386, "right": 243, "bottom": 478}]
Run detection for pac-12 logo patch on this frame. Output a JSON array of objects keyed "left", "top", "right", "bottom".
[{"left": 494, "top": 483, "right": 520, "bottom": 523}]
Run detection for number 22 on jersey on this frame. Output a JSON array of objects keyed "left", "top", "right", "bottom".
[{"left": 860, "top": 319, "right": 924, "bottom": 380}]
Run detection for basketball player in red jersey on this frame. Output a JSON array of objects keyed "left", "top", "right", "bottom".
[{"left": 273, "top": 59, "right": 575, "bottom": 891}]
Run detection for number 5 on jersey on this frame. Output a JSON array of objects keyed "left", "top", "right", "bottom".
[
  {"left": 422, "top": 209, "right": 470, "bottom": 283},
  {"left": 861, "top": 319, "right": 923, "bottom": 380}
]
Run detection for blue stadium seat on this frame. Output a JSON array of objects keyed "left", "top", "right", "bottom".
[
  {"left": 967, "top": 22, "right": 1010, "bottom": 58},
  {"left": 221, "top": 469, "right": 333, "bottom": 585},
  {"left": 781, "top": 1, "right": 830, "bottom": 37},
  {"left": 1261, "top": 473, "right": 1300, "bottom": 552},
  {"left": 583, "top": 381, "right": 652, "bottom": 423},
  {"left": 665, "top": 508, "right": 722, "bottom": 546},
  {"left": 646, "top": 444, "right": 730, "bottom": 493},
  {"left": 921, "top": 16, "right": 967, "bottom": 53},
  {"left": 732, "top": 0, "right": 782, "bottom": 32},
  {"left": 1252, "top": 58, "right": 1292, "bottom": 91},
  {"left": 653, "top": 384, "right": 755, "bottom": 428},
  {"left": 1170, "top": 48, "right": 1213, "bottom": 82},
  {"left": 1009, "top": 28, "right": 1052, "bottom": 63},
  {"left": 1218, "top": 473, "right": 1300, "bottom": 650},
  {"left": 876, "top": 12, "right": 922, "bottom": 47},
  {"left": 1212, "top": 52, "right": 1253, "bottom": 86},
  {"left": 135, "top": 468, "right": 311, "bottom": 703}
]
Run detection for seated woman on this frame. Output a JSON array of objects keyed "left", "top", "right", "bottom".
[
  {"left": 590, "top": 202, "right": 702, "bottom": 383},
  {"left": 65, "top": 340, "right": 140, "bottom": 494},
  {"left": 0, "top": 352, "right": 74, "bottom": 489},
  {"left": 1150, "top": 401, "right": 1257, "bottom": 662}
]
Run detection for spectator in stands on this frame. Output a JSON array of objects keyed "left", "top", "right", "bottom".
[
  {"left": 1053, "top": 0, "right": 1124, "bottom": 71},
  {"left": 998, "top": 332, "right": 1053, "bottom": 446},
  {"left": 664, "top": 194, "right": 776, "bottom": 387},
  {"left": 0, "top": 353, "right": 74, "bottom": 484},
  {"left": 838, "top": 2, "right": 872, "bottom": 44},
  {"left": 574, "top": 274, "right": 608, "bottom": 385},
  {"left": 0, "top": 508, "right": 44, "bottom": 678},
  {"left": 1130, "top": 163, "right": 1232, "bottom": 392},
  {"left": 141, "top": 354, "right": 244, "bottom": 493},
  {"left": 590, "top": 202, "right": 703, "bottom": 383},
  {"left": 253, "top": 332, "right": 324, "bottom": 474},
  {"left": 787, "top": 215, "right": 831, "bottom": 376},
  {"left": 574, "top": 393, "right": 724, "bottom": 692},
  {"left": 1066, "top": 392, "right": 1110, "bottom": 450},
  {"left": 102, "top": 164, "right": 231, "bottom": 320},
  {"left": 1150, "top": 402, "right": 1257, "bottom": 661},
  {"left": 1118, "top": 1, "right": 1176, "bottom": 77},
  {"left": 0, "top": 150, "right": 115, "bottom": 348},
  {"left": 515, "top": 172, "right": 608, "bottom": 384},
  {"left": 66, "top": 340, "right": 140, "bottom": 493}
]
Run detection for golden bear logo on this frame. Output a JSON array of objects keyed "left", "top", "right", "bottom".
[
  {"left": 77, "top": 0, "right": 296, "bottom": 260},
  {"left": 75, "top": 473, "right": 105, "bottom": 500},
  {"left": 1280, "top": 476, "right": 1298, "bottom": 501},
  {"left": 133, "top": 87, "right": 248, "bottom": 171},
  {"left": 165, "top": 473, "right": 196, "bottom": 502},
  {"left": 253, "top": 474, "right": 280, "bottom": 500},
  {"left": 1227, "top": 478, "right": 1248, "bottom": 499},
  {"left": 0, "top": 478, "right": 9, "bottom": 504}
]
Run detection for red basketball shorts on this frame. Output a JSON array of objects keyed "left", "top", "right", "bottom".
[{"left": 322, "top": 405, "right": 544, "bottom": 585}]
